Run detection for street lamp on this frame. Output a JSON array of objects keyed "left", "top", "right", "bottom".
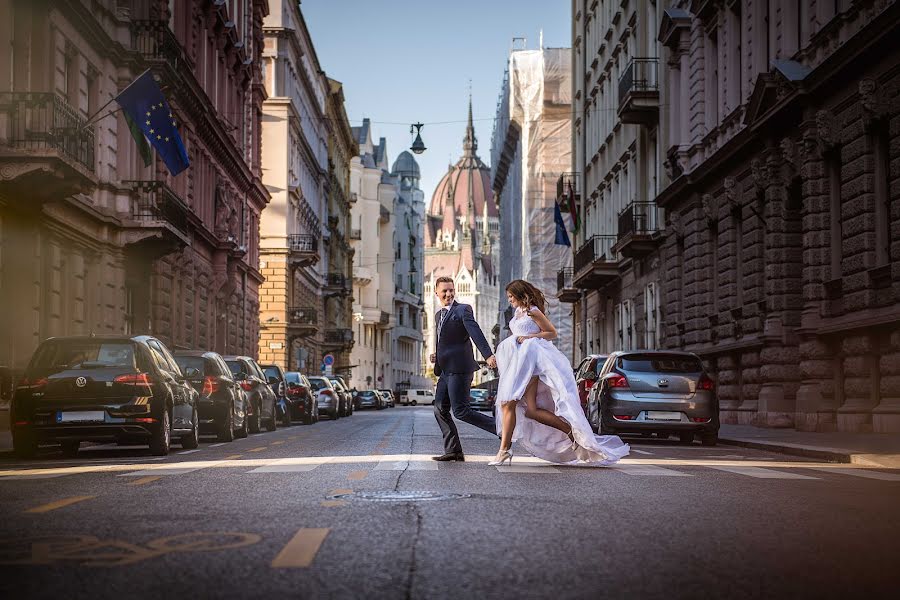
[{"left": 410, "top": 123, "right": 426, "bottom": 154}]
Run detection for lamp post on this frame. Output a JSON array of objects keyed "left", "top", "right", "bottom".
[{"left": 410, "top": 123, "right": 426, "bottom": 154}]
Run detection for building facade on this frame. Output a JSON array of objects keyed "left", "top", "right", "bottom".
[
  {"left": 490, "top": 48, "right": 574, "bottom": 359},
  {"left": 565, "top": 1, "right": 664, "bottom": 363},
  {"left": 390, "top": 151, "right": 428, "bottom": 392},
  {"left": 258, "top": 0, "right": 332, "bottom": 374},
  {"left": 0, "top": 0, "right": 269, "bottom": 374},
  {"left": 424, "top": 102, "right": 500, "bottom": 384}
]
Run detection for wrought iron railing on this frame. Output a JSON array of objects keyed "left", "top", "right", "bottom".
[
  {"left": 379, "top": 311, "right": 390, "bottom": 326},
  {"left": 574, "top": 235, "right": 617, "bottom": 273},
  {"left": 556, "top": 172, "right": 579, "bottom": 203},
  {"left": 288, "top": 234, "right": 317, "bottom": 253},
  {"left": 124, "top": 180, "right": 190, "bottom": 235},
  {"left": 324, "top": 328, "right": 353, "bottom": 345},
  {"left": 131, "top": 20, "right": 185, "bottom": 71},
  {"left": 288, "top": 306, "right": 317, "bottom": 325},
  {"left": 557, "top": 268, "right": 574, "bottom": 292},
  {"left": 618, "top": 58, "right": 659, "bottom": 105},
  {"left": 0, "top": 92, "right": 95, "bottom": 172},
  {"left": 326, "top": 273, "right": 350, "bottom": 289},
  {"left": 618, "top": 202, "right": 661, "bottom": 238}
]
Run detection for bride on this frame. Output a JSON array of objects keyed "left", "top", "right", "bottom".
[{"left": 490, "top": 280, "right": 630, "bottom": 466}]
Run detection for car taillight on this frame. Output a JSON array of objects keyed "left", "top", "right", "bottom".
[
  {"left": 320, "top": 390, "right": 332, "bottom": 396},
  {"left": 114, "top": 373, "right": 153, "bottom": 386},
  {"left": 17, "top": 376, "right": 48, "bottom": 389},
  {"left": 613, "top": 415, "right": 635, "bottom": 420},
  {"left": 202, "top": 376, "right": 220, "bottom": 396},
  {"left": 691, "top": 417, "right": 712, "bottom": 423},
  {"left": 608, "top": 374, "right": 629, "bottom": 388},
  {"left": 585, "top": 379, "right": 595, "bottom": 389},
  {"left": 240, "top": 381, "right": 254, "bottom": 392},
  {"left": 698, "top": 375, "right": 715, "bottom": 391}
]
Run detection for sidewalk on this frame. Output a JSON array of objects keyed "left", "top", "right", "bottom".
[{"left": 719, "top": 424, "right": 900, "bottom": 468}]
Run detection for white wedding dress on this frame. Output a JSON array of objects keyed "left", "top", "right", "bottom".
[{"left": 495, "top": 307, "right": 630, "bottom": 465}]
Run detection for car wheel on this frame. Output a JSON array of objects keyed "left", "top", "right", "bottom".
[
  {"left": 265, "top": 401, "right": 277, "bottom": 432},
  {"left": 314, "top": 405, "right": 319, "bottom": 423},
  {"left": 701, "top": 432, "right": 718, "bottom": 447},
  {"left": 235, "top": 407, "right": 249, "bottom": 439},
  {"left": 249, "top": 402, "right": 261, "bottom": 434},
  {"left": 181, "top": 410, "right": 200, "bottom": 449},
  {"left": 218, "top": 405, "right": 235, "bottom": 443},
  {"left": 410, "top": 400, "right": 417, "bottom": 406},
  {"left": 150, "top": 409, "right": 171, "bottom": 456},
  {"left": 281, "top": 404, "right": 292, "bottom": 427},
  {"left": 60, "top": 440, "right": 80, "bottom": 457},
  {"left": 331, "top": 407, "right": 339, "bottom": 420},
  {"left": 678, "top": 432, "right": 695, "bottom": 445},
  {"left": 13, "top": 431, "right": 38, "bottom": 459}
]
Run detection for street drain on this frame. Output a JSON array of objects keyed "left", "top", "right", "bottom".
[{"left": 329, "top": 491, "right": 470, "bottom": 503}]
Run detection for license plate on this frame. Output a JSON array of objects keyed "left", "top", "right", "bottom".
[
  {"left": 57, "top": 411, "right": 106, "bottom": 423},
  {"left": 647, "top": 411, "right": 681, "bottom": 421}
]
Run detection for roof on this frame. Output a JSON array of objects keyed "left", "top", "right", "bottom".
[{"left": 392, "top": 151, "right": 421, "bottom": 178}]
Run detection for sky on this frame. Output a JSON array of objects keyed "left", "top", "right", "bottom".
[{"left": 303, "top": 0, "right": 570, "bottom": 200}]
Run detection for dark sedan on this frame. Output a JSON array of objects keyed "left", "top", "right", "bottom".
[
  {"left": 11, "top": 335, "right": 200, "bottom": 457},
  {"left": 284, "top": 371, "right": 318, "bottom": 424},
  {"left": 223, "top": 356, "right": 278, "bottom": 434},
  {"left": 174, "top": 351, "right": 248, "bottom": 441},
  {"left": 355, "top": 389, "right": 381, "bottom": 410}
]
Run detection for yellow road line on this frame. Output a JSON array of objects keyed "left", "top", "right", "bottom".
[
  {"left": 348, "top": 471, "right": 367, "bottom": 481},
  {"left": 224, "top": 454, "right": 243, "bottom": 460},
  {"left": 26, "top": 495, "right": 95, "bottom": 514},
  {"left": 128, "top": 476, "right": 162, "bottom": 486},
  {"left": 331, "top": 488, "right": 352, "bottom": 495},
  {"left": 272, "top": 441, "right": 285, "bottom": 445},
  {"left": 271, "top": 528, "right": 330, "bottom": 568},
  {"left": 248, "top": 447, "right": 267, "bottom": 453},
  {"left": 320, "top": 500, "right": 347, "bottom": 507}
]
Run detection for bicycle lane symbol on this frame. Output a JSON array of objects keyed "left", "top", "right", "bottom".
[{"left": 0, "top": 532, "right": 262, "bottom": 567}]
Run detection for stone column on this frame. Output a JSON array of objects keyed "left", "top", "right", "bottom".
[{"left": 873, "top": 329, "right": 900, "bottom": 432}]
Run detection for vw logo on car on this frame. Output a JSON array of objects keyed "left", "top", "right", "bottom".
[{"left": 75, "top": 377, "right": 87, "bottom": 388}]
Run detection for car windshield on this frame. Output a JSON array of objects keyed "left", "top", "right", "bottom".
[
  {"left": 225, "top": 361, "right": 247, "bottom": 376},
  {"left": 619, "top": 354, "right": 703, "bottom": 373},
  {"left": 470, "top": 390, "right": 488, "bottom": 398},
  {"left": 263, "top": 366, "right": 281, "bottom": 381},
  {"left": 284, "top": 373, "right": 301, "bottom": 384},
  {"left": 358, "top": 391, "right": 375, "bottom": 397},
  {"left": 31, "top": 341, "right": 136, "bottom": 372},
  {"left": 308, "top": 378, "right": 330, "bottom": 391},
  {"left": 593, "top": 356, "right": 609, "bottom": 374},
  {"left": 174, "top": 356, "right": 205, "bottom": 375}
]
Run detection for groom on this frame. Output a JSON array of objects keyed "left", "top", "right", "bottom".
[{"left": 430, "top": 276, "right": 498, "bottom": 461}]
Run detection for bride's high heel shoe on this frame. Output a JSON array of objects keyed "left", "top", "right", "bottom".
[{"left": 488, "top": 448, "right": 513, "bottom": 466}]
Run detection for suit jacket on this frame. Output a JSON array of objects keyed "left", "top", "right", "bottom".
[{"left": 434, "top": 302, "right": 493, "bottom": 376}]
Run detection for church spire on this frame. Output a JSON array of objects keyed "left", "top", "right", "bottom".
[{"left": 462, "top": 95, "right": 477, "bottom": 158}]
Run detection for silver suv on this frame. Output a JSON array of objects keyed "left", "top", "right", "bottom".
[{"left": 586, "top": 350, "right": 719, "bottom": 446}]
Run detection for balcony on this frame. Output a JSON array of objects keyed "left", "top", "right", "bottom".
[
  {"left": 324, "top": 328, "right": 354, "bottom": 350},
  {"left": 349, "top": 228, "right": 362, "bottom": 240},
  {"left": 287, "top": 306, "right": 317, "bottom": 337},
  {"left": 287, "top": 234, "right": 319, "bottom": 268},
  {"left": 618, "top": 58, "right": 659, "bottom": 125},
  {"left": 613, "top": 202, "right": 662, "bottom": 259},
  {"left": 325, "top": 272, "right": 351, "bottom": 297},
  {"left": 131, "top": 20, "right": 188, "bottom": 77},
  {"left": 379, "top": 205, "right": 390, "bottom": 223},
  {"left": 556, "top": 173, "right": 580, "bottom": 221},
  {"left": 573, "top": 235, "right": 619, "bottom": 290},
  {"left": 0, "top": 92, "right": 96, "bottom": 201},
  {"left": 353, "top": 266, "right": 373, "bottom": 286},
  {"left": 556, "top": 268, "right": 580, "bottom": 303},
  {"left": 378, "top": 310, "right": 391, "bottom": 328},
  {"left": 122, "top": 180, "right": 191, "bottom": 257}
]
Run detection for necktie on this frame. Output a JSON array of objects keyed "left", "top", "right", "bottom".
[{"left": 437, "top": 308, "right": 448, "bottom": 340}]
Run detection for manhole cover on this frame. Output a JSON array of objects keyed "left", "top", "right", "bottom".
[{"left": 329, "top": 491, "right": 470, "bottom": 503}]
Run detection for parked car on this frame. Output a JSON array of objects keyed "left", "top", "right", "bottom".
[
  {"left": 223, "top": 356, "right": 278, "bottom": 433},
  {"left": 328, "top": 377, "right": 354, "bottom": 417},
  {"left": 284, "top": 371, "right": 318, "bottom": 424},
  {"left": 261, "top": 363, "right": 292, "bottom": 427},
  {"left": 404, "top": 388, "right": 435, "bottom": 406},
  {"left": 354, "top": 389, "right": 381, "bottom": 409},
  {"left": 174, "top": 351, "right": 248, "bottom": 442},
  {"left": 308, "top": 376, "right": 340, "bottom": 419},
  {"left": 378, "top": 389, "right": 396, "bottom": 408},
  {"left": 469, "top": 388, "right": 493, "bottom": 411},
  {"left": 586, "top": 350, "right": 719, "bottom": 446},
  {"left": 573, "top": 354, "right": 609, "bottom": 417},
  {"left": 11, "top": 335, "right": 200, "bottom": 458}
]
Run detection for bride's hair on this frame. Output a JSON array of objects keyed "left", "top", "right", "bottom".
[{"left": 505, "top": 280, "right": 546, "bottom": 315}]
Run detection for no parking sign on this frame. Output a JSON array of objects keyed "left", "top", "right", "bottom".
[{"left": 323, "top": 354, "right": 334, "bottom": 376}]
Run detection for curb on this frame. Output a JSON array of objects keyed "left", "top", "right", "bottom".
[{"left": 719, "top": 436, "right": 900, "bottom": 468}]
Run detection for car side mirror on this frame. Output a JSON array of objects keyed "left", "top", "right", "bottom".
[
  {"left": 234, "top": 372, "right": 247, "bottom": 381},
  {"left": 184, "top": 367, "right": 201, "bottom": 378},
  {"left": 268, "top": 376, "right": 279, "bottom": 385}
]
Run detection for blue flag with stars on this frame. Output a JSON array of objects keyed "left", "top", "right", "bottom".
[
  {"left": 115, "top": 70, "right": 190, "bottom": 176},
  {"left": 554, "top": 201, "right": 571, "bottom": 247}
]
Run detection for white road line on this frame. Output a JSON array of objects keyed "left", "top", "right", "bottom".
[
  {"left": 117, "top": 467, "right": 206, "bottom": 477},
  {"left": 807, "top": 467, "right": 900, "bottom": 481},
  {"left": 495, "top": 464, "right": 561, "bottom": 474},
  {"left": 613, "top": 464, "right": 692, "bottom": 477},
  {"left": 708, "top": 466, "right": 819, "bottom": 480},
  {"left": 0, "top": 473, "right": 68, "bottom": 480},
  {"left": 209, "top": 443, "right": 226, "bottom": 448},
  {"left": 247, "top": 459, "right": 323, "bottom": 473},
  {"left": 631, "top": 449, "right": 653, "bottom": 455},
  {"left": 177, "top": 449, "right": 202, "bottom": 455},
  {"left": 374, "top": 459, "right": 439, "bottom": 471}
]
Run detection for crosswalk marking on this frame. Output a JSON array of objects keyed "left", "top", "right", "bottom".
[
  {"left": 177, "top": 449, "right": 202, "bottom": 455},
  {"left": 631, "top": 449, "right": 653, "bottom": 455},
  {"left": 708, "top": 466, "right": 819, "bottom": 480},
  {"left": 495, "top": 464, "right": 561, "bottom": 474},
  {"left": 118, "top": 466, "right": 206, "bottom": 477},
  {"left": 613, "top": 464, "right": 692, "bottom": 477},
  {"left": 247, "top": 458, "right": 322, "bottom": 473},
  {"left": 374, "top": 457, "right": 439, "bottom": 471},
  {"left": 807, "top": 467, "right": 900, "bottom": 481}
]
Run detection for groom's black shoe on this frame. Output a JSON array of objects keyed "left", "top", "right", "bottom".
[{"left": 432, "top": 452, "right": 465, "bottom": 462}]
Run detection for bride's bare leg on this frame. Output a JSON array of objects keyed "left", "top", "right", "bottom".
[
  {"left": 497, "top": 400, "right": 516, "bottom": 455},
  {"left": 522, "top": 376, "right": 572, "bottom": 435}
]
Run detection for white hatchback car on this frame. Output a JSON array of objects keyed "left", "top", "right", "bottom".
[{"left": 404, "top": 389, "right": 435, "bottom": 406}]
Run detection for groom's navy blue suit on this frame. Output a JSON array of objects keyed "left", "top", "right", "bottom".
[{"left": 433, "top": 301, "right": 497, "bottom": 454}]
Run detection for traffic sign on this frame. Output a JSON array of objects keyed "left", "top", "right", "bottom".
[{"left": 323, "top": 354, "right": 335, "bottom": 366}]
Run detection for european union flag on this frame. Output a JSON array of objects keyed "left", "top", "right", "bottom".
[
  {"left": 115, "top": 70, "right": 190, "bottom": 176},
  {"left": 554, "top": 201, "right": 571, "bottom": 247}
]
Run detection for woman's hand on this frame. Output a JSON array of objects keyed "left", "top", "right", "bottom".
[{"left": 516, "top": 335, "right": 530, "bottom": 344}]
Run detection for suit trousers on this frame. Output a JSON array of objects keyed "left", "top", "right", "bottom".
[{"left": 433, "top": 372, "right": 497, "bottom": 454}]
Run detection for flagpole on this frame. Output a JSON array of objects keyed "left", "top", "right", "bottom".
[{"left": 80, "top": 68, "right": 154, "bottom": 130}]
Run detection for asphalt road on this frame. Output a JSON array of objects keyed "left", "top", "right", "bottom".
[{"left": 1, "top": 406, "right": 898, "bottom": 599}]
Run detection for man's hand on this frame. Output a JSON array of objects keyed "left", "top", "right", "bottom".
[
  {"left": 429, "top": 353, "right": 436, "bottom": 364},
  {"left": 486, "top": 355, "right": 497, "bottom": 369}
]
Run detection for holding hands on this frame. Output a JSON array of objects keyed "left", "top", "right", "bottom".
[{"left": 486, "top": 355, "right": 497, "bottom": 369}]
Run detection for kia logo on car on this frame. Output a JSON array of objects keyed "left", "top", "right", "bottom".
[{"left": 75, "top": 377, "right": 87, "bottom": 388}]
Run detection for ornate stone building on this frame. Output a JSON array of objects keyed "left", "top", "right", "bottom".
[
  {"left": 653, "top": 0, "right": 900, "bottom": 432},
  {"left": 0, "top": 0, "right": 269, "bottom": 372},
  {"left": 424, "top": 102, "right": 500, "bottom": 383}
]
